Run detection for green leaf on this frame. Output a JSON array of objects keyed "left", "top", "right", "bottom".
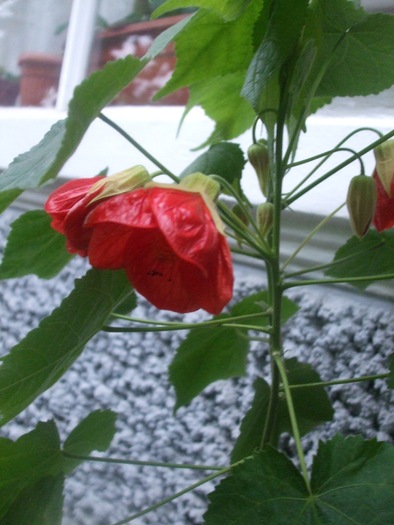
[
  {"left": 313, "top": 3, "right": 394, "bottom": 98},
  {"left": 231, "top": 291, "right": 299, "bottom": 329},
  {"left": 0, "top": 57, "right": 144, "bottom": 213},
  {"left": 169, "top": 315, "right": 249, "bottom": 410},
  {"left": 153, "top": 0, "right": 252, "bottom": 21},
  {"left": 0, "top": 121, "right": 66, "bottom": 213},
  {"left": 156, "top": 1, "right": 261, "bottom": 99},
  {"left": 0, "top": 421, "right": 62, "bottom": 491},
  {"left": 184, "top": 72, "right": 256, "bottom": 146},
  {"left": 0, "top": 210, "right": 73, "bottom": 279},
  {"left": 242, "top": 0, "right": 310, "bottom": 112},
  {"left": 0, "top": 269, "right": 134, "bottom": 425},
  {"left": 180, "top": 142, "right": 246, "bottom": 193},
  {"left": 0, "top": 475, "right": 64, "bottom": 525},
  {"left": 231, "top": 358, "right": 333, "bottom": 462},
  {"left": 63, "top": 409, "right": 117, "bottom": 471},
  {"left": 206, "top": 435, "right": 394, "bottom": 524},
  {"left": 325, "top": 230, "right": 394, "bottom": 289}
]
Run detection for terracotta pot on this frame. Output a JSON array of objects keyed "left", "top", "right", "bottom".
[
  {"left": 0, "top": 77, "right": 19, "bottom": 106},
  {"left": 18, "top": 53, "right": 62, "bottom": 106},
  {"left": 92, "top": 14, "right": 189, "bottom": 105}
]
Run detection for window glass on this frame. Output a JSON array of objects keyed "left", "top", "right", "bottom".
[
  {"left": 90, "top": 0, "right": 189, "bottom": 105},
  {"left": 0, "top": 0, "right": 72, "bottom": 107}
]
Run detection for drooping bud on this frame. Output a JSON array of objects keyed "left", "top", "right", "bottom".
[
  {"left": 256, "top": 202, "right": 274, "bottom": 238},
  {"left": 232, "top": 203, "right": 250, "bottom": 227},
  {"left": 373, "top": 139, "right": 394, "bottom": 196},
  {"left": 180, "top": 172, "right": 221, "bottom": 201},
  {"left": 87, "top": 165, "right": 150, "bottom": 203},
  {"left": 247, "top": 140, "right": 270, "bottom": 196},
  {"left": 346, "top": 175, "right": 376, "bottom": 239}
]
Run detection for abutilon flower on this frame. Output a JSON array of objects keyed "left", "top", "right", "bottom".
[
  {"left": 373, "top": 169, "right": 394, "bottom": 232},
  {"left": 45, "top": 170, "right": 234, "bottom": 315},
  {"left": 85, "top": 186, "right": 234, "bottom": 314}
]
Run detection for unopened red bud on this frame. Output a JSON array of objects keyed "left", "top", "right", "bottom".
[
  {"left": 256, "top": 202, "right": 274, "bottom": 238},
  {"left": 346, "top": 175, "right": 376, "bottom": 239},
  {"left": 248, "top": 140, "right": 269, "bottom": 196}
]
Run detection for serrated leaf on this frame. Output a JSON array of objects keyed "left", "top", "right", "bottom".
[
  {"left": 156, "top": 1, "right": 261, "bottom": 99},
  {"left": 0, "top": 269, "right": 134, "bottom": 425},
  {"left": 0, "top": 121, "right": 66, "bottom": 213},
  {"left": 324, "top": 230, "right": 394, "bottom": 290},
  {"left": 0, "top": 210, "right": 73, "bottom": 279},
  {"left": 314, "top": 3, "right": 394, "bottom": 98},
  {"left": 153, "top": 0, "right": 252, "bottom": 21},
  {"left": 63, "top": 409, "right": 117, "bottom": 471},
  {"left": 0, "top": 475, "right": 64, "bottom": 525},
  {"left": 184, "top": 72, "right": 255, "bottom": 147},
  {"left": 180, "top": 142, "right": 246, "bottom": 193},
  {"left": 169, "top": 315, "right": 248, "bottom": 409},
  {"left": 206, "top": 435, "right": 394, "bottom": 524},
  {"left": 231, "top": 291, "right": 299, "bottom": 329},
  {"left": 0, "top": 57, "right": 144, "bottom": 213},
  {"left": 242, "top": 0, "right": 310, "bottom": 112},
  {"left": 231, "top": 358, "right": 333, "bottom": 462}
]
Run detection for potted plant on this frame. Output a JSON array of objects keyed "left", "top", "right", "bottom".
[
  {"left": 17, "top": 52, "right": 62, "bottom": 107},
  {"left": 91, "top": 0, "right": 190, "bottom": 105}
]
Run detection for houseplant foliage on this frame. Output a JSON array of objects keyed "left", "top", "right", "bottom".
[{"left": 1, "top": 0, "right": 394, "bottom": 522}]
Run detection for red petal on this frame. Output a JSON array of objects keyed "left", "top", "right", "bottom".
[
  {"left": 373, "top": 170, "right": 394, "bottom": 232},
  {"left": 44, "top": 177, "right": 104, "bottom": 234}
]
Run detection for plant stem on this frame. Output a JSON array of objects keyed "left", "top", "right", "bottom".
[
  {"left": 110, "top": 467, "right": 232, "bottom": 525},
  {"left": 288, "top": 372, "right": 390, "bottom": 390},
  {"left": 283, "top": 272, "right": 394, "bottom": 290},
  {"left": 274, "top": 353, "right": 312, "bottom": 494},
  {"left": 286, "top": 128, "right": 394, "bottom": 206},
  {"left": 281, "top": 202, "right": 346, "bottom": 271},
  {"left": 99, "top": 112, "right": 178, "bottom": 181},
  {"left": 62, "top": 451, "right": 224, "bottom": 471}
]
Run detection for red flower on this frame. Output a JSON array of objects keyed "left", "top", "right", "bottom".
[
  {"left": 44, "top": 176, "right": 105, "bottom": 256},
  {"left": 373, "top": 169, "right": 394, "bottom": 232},
  {"left": 85, "top": 187, "right": 234, "bottom": 314}
]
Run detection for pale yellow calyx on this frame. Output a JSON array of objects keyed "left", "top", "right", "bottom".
[
  {"left": 374, "top": 140, "right": 394, "bottom": 196},
  {"left": 88, "top": 165, "right": 150, "bottom": 203},
  {"left": 179, "top": 173, "right": 221, "bottom": 202}
]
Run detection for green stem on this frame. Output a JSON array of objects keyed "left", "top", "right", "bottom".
[
  {"left": 283, "top": 272, "right": 394, "bottom": 290},
  {"left": 110, "top": 466, "right": 233, "bottom": 525},
  {"left": 286, "top": 128, "right": 394, "bottom": 206},
  {"left": 111, "top": 311, "right": 271, "bottom": 327},
  {"left": 281, "top": 202, "right": 346, "bottom": 272},
  {"left": 288, "top": 372, "right": 390, "bottom": 390},
  {"left": 62, "top": 451, "right": 224, "bottom": 471},
  {"left": 274, "top": 353, "right": 312, "bottom": 494},
  {"left": 99, "top": 112, "right": 178, "bottom": 181}
]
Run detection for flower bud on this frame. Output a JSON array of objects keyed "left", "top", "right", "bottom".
[
  {"left": 346, "top": 175, "right": 376, "bottom": 239},
  {"left": 247, "top": 140, "right": 269, "bottom": 196},
  {"left": 256, "top": 202, "right": 274, "bottom": 238},
  {"left": 87, "top": 165, "right": 150, "bottom": 203},
  {"left": 374, "top": 139, "right": 394, "bottom": 196}
]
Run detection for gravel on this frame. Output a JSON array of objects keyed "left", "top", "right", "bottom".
[{"left": 1, "top": 206, "right": 394, "bottom": 525}]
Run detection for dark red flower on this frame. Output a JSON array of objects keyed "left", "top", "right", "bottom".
[
  {"left": 44, "top": 176, "right": 105, "bottom": 256},
  {"left": 373, "top": 169, "right": 394, "bottom": 232},
  {"left": 85, "top": 186, "right": 234, "bottom": 314}
]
